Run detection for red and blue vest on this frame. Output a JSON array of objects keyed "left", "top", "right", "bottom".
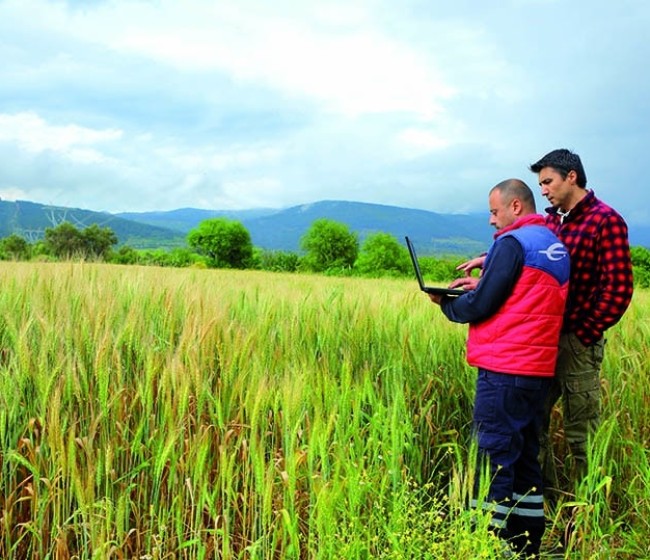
[{"left": 467, "top": 216, "right": 570, "bottom": 376}]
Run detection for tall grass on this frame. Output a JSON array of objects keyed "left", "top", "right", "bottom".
[{"left": 0, "top": 262, "right": 648, "bottom": 558}]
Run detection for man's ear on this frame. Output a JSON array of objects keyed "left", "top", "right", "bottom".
[
  {"left": 511, "top": 198, "right": 523, "bottom": 215},
  {"left": 567, "top": 169, "right": 578, "bottom": 184}
]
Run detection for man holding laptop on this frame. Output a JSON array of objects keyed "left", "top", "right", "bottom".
[{"left": 426, "top": 179, "right": 569, "bottom": 558}]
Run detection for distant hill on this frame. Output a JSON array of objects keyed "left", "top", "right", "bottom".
[
  {"left": 118, "top": 200, "right": 493, "bottom": 255},
  {"left": 3, "top": 198, "right": 649, "bottom": 254},
  {"left": 116, "top": 207, "right": 278, "bottom": 233},
  {"left": 247, "top": 201, "right": 492, "bottom": 255},
  {"left": 0, "top": 199, "right": 185, "bottom": 249}
]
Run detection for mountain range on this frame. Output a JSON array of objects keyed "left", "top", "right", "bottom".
[
  {"left": 117, "top": 200, "right": 494, "bottom": 255},
  {"left": 2, "top": 198, "right": 649, "bottom": 255}
]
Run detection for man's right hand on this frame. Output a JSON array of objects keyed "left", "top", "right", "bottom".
[
  {"left": 456, "top": 255, "right": 486, "bottom": 276},
  {"left": 449, "top": 277, "right": 479, "bottom": 291}
]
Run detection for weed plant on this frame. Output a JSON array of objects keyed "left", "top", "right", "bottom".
[{"left": 0, "top": 262, "right": 647, "bottom": 559}]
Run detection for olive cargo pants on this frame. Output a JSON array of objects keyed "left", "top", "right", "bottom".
[{"left": 540, "top": 332, "right": 605, "bottom": 494}]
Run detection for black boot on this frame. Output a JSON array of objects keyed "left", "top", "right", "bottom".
[{"left": 507, "top": 516, "right": 545, "bottom": 558}]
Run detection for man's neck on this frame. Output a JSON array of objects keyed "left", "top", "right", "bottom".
[{"left": 559, "top": 188, "right": 588, "bottom": 214}]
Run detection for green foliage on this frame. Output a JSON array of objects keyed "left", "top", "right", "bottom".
[
  {"left": 135, "top": 248, "right": 200, "bottom": 268},
  {"left": 633, "top": 266, "right": 650, "bottom": 288},
  {"left": 419, "top": 255, "right": 463, "bottom": 282},
  {"left": 81, "top": 223, "right": 118, "bottom": 259},
  {"left": 253, "top": 248, "right": 301, "bottom": 272},
  {"left": 164, "top": 247, "right": 204, "bottom": 268},
  {"left": 355, "top": 232, "right": 410, "bottom": 276},
  {"left": 44, "top": 222, "right": 117, "bottom": 260},
  {"left": 631, "top": 246, "right": 650, "bottom": 288},
  {"left": 0, "top": 234, "right": 31, "bottom": 260},
  {"left": 631, "top": 245, "right": 650, "bottom": 269},
  {"left": 109, "top": 245, "right": 140, "bottom": 265},
  {"left": 44, "top": 222, "right": 84, "bottom": 258},
  {"left": 187, "top": 217, "right": 253, "bottom": 268},
  {"left": 138, "top": 249, "right": 169, "bottom": 266},
  {"left": 300, "top": 218, "right": 359, "bottom": 272}
]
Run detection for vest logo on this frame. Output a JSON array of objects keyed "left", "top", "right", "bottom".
[{"left": 539, "top": 242, "right": 568, "bottom": 261}]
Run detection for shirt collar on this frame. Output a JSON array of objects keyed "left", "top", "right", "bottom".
[
  {"left": 545, "top": 189, "right": 595, "bottom": 221},
  {"left": 494, "top": 214, "right": 545, "bottom": 239}
]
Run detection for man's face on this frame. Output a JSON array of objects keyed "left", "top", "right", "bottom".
[
  {"left": 538, "top": 166, "right": 575, "bottom": 209},
  {"left": 488, "top": 190, "right": 516, "bottom": 231}
]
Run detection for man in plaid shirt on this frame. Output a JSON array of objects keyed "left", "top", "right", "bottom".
[{"left": 529, "top": 148, "right": 634, "bottom": 496}]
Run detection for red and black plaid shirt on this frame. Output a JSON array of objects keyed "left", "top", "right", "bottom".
[{"left": 545, "top": 190, "right": 633, "bottom": 346}]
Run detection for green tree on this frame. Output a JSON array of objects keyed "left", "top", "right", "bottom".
[
  {"left": 301, "top": 218, "right": 358, "bottom": 272},
  {"left": 44, "top": 222, "right": 85, "bottom": 258},
  {"left": 187, "top": 218, "right": 253, "bottom": 269},
  {"left": 31, "top": 240, "right": 51, "bottom": 260},
  {"left": 631, "top": 246, "right": 650, "bottom": 270},
  {"left": 138, "top": 249, "right": 168, "bottom": 267},
  {"left": 0, "top": 234, "right": 31, "bottom": 260},
  {"left": 631, "top": 245, "right": 650, "bottom": 287},
  {"left": 355, "top": 232, "right": 410, "bottom": 276},
  {"left": 110, "top": 245, "right": 140, "bottom": 265},
  {"left": 81, "top": 224, "right": 118, "bottom": 259},
  {"left": 44, "top": 222, "right": 118, "bottom": 260}
]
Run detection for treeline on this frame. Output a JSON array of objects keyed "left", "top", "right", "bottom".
[
  {"left": 3, "top": 217, "right": 650, "bottom": 286},
  {"left": 0, "top": 217, "right": 464, "bottom": 282}
]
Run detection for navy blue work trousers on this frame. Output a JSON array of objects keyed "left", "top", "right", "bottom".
[{"left": 472, "top": 369, "right": 552, "bottom": 555}]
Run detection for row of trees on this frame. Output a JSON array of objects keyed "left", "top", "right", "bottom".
[
  {"left": 0, "top": 218, "right": 463, "bottom": 281},
  {"left": 0, "top": 223, "right": 117, "bottom": 261},
  {"left": 3, "top": 217, "right": 650, "bottom": 286},
  {"left": 186, "top": 217, "right": 464, "bottom": 279}
]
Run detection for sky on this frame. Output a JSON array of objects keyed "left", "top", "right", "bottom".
[{"left": 1, "top": 0, "right": 649, "bottom": 225}]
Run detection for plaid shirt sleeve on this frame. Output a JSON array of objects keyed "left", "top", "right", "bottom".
[{"left": 578, "top": 212, "right": 634, "bottom": 344}]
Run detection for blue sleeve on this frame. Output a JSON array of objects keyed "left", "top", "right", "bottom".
[{"left": 440, "top": 236, "right": 523, "bottom": 324}]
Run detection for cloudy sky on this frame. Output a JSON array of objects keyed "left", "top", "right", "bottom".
[{"left": 1, "top": 0, "right": 648, "bottom": 226}]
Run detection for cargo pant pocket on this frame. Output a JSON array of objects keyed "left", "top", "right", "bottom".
[
  {"left": 566, "top": 332, "right": 605, "bottom": 370},
  {"left": 565, "top": 374, "right": 600, "bottom": 424}
]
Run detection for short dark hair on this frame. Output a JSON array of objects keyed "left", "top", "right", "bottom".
[{"left": 529, "top": 148, "right": 587, "bottom": 188}]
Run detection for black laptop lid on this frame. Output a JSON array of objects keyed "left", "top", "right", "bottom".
[{"left": 405, "top": 236, "right": 465, "bottom": 296}]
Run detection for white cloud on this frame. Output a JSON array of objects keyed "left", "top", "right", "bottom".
[
  {"left": 0, "top": 112, "right": 122, "bottom": 164},
  {"left": 0, "top": 0, "right": 649, "bottom": 226},
  {"left": 0, "top": 186, "right": 29, "bottom": 201},
  {"left": 5, "top": 0, "right": 456, "bottom": 120}
]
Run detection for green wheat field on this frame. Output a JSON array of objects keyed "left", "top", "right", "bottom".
[{"left": 1, "top": 262, "right": 648, "bottom": 559}]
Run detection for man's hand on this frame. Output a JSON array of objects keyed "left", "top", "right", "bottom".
[
  {"left": 428, "top": 293, "right": 443, "bottom": 305},
  {"left": 449, "top": 277, "right": 479, "bottom": 291},
  {"left": 456, "top": 255, "right": 486, "bottom": 276}
]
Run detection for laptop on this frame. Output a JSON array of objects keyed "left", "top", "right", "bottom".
[{"left": 405, "top": 236, "right": 465, "bottom": 297}]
